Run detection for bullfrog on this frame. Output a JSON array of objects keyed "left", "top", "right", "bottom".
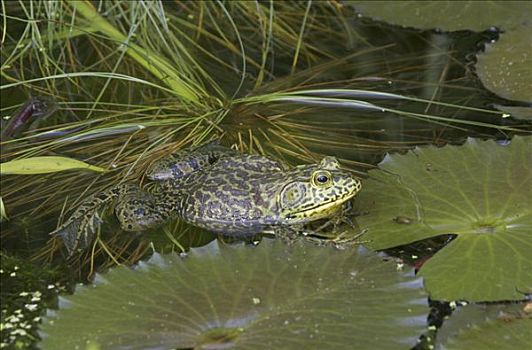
[{"left": 52, "top": 142, "right": 362, "bottom": 254}]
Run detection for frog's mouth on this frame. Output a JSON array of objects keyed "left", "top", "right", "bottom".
[{"left": 284, "top": 190, "right": 357, "bottom": 222}]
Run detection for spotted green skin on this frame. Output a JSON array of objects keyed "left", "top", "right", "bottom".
[{"left": 53, "top": 143, "right": 362, "bottom": 253}]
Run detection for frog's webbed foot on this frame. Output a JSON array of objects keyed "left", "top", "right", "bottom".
[
  {"left": 315, "top": 229, "right": 369, "bottom": 249},
  {"left": 51, "top": 211, "right": 103, "bottom": 255},
  {"left": 50, "top": 184, "right": 135, "bottom": 256},
  {"left": 275, "top": 226, "right": 368, "bottom": 249}
]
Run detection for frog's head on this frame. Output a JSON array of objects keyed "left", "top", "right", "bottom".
[{"left": 277, "top": 157, "right": 362, "bottom": 223}]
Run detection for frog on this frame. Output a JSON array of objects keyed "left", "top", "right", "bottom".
[{"left": 51, "top": 142, "right": 362, "bottom": 255}]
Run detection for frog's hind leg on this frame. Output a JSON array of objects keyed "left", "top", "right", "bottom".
[
  {"left": 114, "top": 185, "right": 168, "bottom": 232},
  {"left": 146, "top": 141, "right": 237, "bottom": 181},
  {"left": 50, "top": 184, "right": 135, "bottom": 255}
]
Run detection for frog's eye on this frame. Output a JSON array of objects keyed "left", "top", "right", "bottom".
[{"left": 311, "top": 170, "right": 332, "bottom": 188}]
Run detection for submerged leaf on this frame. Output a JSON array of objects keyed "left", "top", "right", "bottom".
[
  {"left": 355, "top": 136, "right": 532, "bottom": 301},
  {"left": 40, "top": 239, "right": 428, "bottom": 350},
  {"left": 349, "top": 1, "right": 532, "bottom": 31},
  {"left": 0, "top": 156, "right": 106, "bottom": 175},
  {"left": 476, "top": 23, "right": 532, "bottom": 103}
]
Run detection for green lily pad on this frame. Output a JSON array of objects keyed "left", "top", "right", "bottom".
[
  {"left": 0, "top": 156, "right": 106, "bottom": 175},
  {"left": 476, "top": 23, "right": 532, "bottom": 103},
  {"left": 40, "top": 240, "right": 428, "bottom": 350},
  {"left": 436, "top": 302, "right": 532, "bottom": 349},
  {"left": 356, "top": 136, "right": 532, "bottom": 301},
  {"left": 348, "top": 1, "right": 532, "bottom": 32}
]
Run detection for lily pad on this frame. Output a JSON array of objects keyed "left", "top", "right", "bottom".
[
  {"left": 0, "top": 156, "right": 106, "bottom": 175},
  {"left": 40, "top": 239, "right": 428, "bottom": 350},
  {"left": 436, "top": 302, "right": 532, "bottom": 349},
  {"left": 349, "top": 1, "right": 532, "bottom": 32},
  {"left": 355, "top": 136, "right": 532, "bottom": 301},
  {"left": 476, "top": 23, "right": 532, "bottom": 103}
]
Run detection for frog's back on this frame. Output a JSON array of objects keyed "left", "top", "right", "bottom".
[{"left": 177, "top": 154, "right": 285, "bottom": 234}]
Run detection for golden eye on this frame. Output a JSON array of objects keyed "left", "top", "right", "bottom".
[{"left": 311, "top": 170, "right": 332, "bottom": 188}]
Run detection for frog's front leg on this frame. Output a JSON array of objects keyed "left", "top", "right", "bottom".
[
  {"left": 274, "top": 220, "right": 367, "bottom": 248},
  {"left": 272, "top": 225, "right": 305, "bottom": 245}
]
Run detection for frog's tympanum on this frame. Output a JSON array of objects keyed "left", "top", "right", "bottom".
[{"left": 52, "top": 142, "right": 362, "bottom": 254}]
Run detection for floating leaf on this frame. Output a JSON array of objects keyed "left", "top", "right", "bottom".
[
  {"left": 355, "top": 136, "right": 532, "bottom": 301},
  {"left": 0, "top": 156, "right": 106, "bottom": 175},
  {"left": 476, "top": 23, "right": 532, "bottom": 103},
  {"left": 40, "top": 239, "right": 428, "bottom": 350},
  {"left": 436, "top": 303, "right": 532, "bottom": 349},
  {"left": 348, "top": 1, "right": 532, "bottom": 31}
]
